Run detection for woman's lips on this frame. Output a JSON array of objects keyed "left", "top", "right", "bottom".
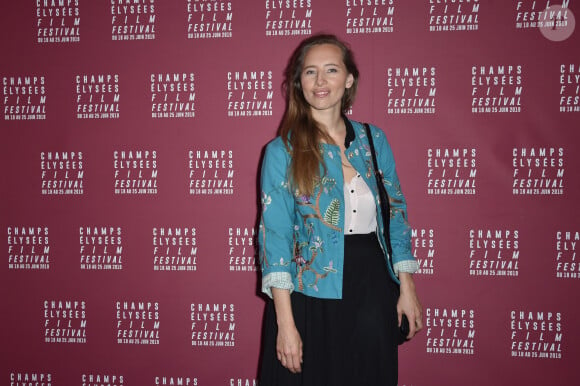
[{"left": 313, "top": 90, "right": 329, "bottom": 98}]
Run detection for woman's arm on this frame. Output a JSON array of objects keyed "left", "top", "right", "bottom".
[
  {"left": 397, "top": 272, "right": 423, "bottom": 339},
  {"left": 259, "top": 139, "right": 303, "bottom": 371},
  {"left": 272, "top": 288, "right": 303, "bottom": 373},
  {"left": 370, "top": 125, "right": 418, "bottom": 273},
  {"left": 369, "top": 125, "right": 422, "bottom": 337},
  {"left": 259, "top": 139, "right": 296, "bottom": 296}
]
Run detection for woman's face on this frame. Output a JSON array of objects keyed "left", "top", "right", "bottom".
[{"left": 300, "top": 43, "right": 354, "bottom": 116}]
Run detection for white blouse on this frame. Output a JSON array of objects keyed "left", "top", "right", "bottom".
[{"left": 343, "top": 174, "right": 377, "bottom": 235}]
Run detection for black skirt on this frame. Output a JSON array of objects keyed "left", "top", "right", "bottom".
[{"left": 259, "top": 233, "right": 400, "bottom": 386}]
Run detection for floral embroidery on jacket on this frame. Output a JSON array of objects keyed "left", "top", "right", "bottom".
[
  {"left": 292, "top": 176, "right": 341, "bottom": 291},
  {"left": 259, "top": 119, "right": 417, "bottom": 299}
]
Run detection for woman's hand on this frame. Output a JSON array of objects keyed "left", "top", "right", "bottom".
[
  {"left": 397, "top": 272, "right": 423, "bottom": 339},
  {"left": 271, "top": 288, "right": 303, "bottom": 373},
  {"left": 276, "top": 323, "right": 303, "bottom": 373}
]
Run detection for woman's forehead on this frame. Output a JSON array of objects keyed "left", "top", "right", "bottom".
[{"left": 303, "top": 44, "right": 343, "bottom": 65}]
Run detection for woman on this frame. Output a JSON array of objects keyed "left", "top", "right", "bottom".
[{"left": 258, "top": 34, "right": 422, "bottom": 386}]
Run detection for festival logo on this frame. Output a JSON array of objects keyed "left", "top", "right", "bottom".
[
  {"left": 111, "top": 0, "right": 156, "bottom": 41},
  {"left": 514, "top": 0, "right": 572, "bottom": 29},
  {"left": 116, "top": 301, "right": 160, "bottom": 345},
  {"left": 7, "top": 226, "right": 50, "bottom": 270},
  {"left": 188, "top": 150, "right": 234, "bottom": 195},
  {"left": 346, "top": 0, "right": 396, "bottom": 34},
  {"left": 187, "top": 0, "right": 233, "bottom": 39},
  {"left": 3, "top": 75, "right": 46, "bottom": 121},
  {"left": 10, "top": 373, "right": 52, "bottom": 386},
  {"left": 386, "top": 66, "right": 436, "bottom": 114},
  {"left": 469, "top": 229, "right": 519, "bottom": 277},
  {"left": 426, "top": 147, "right": 477, "bottom": 195},
  {"left": 428, "top": 0, "right": 479, "bottom": 31},
  {"left": 425, "top": 307, "right": 475, "bottom": 355},
  {"left": 265, "top": 0, "right": 312, "bottom": 36},
  {"left": 227, "top": 226, "right": 256, "bottom": 272},
  {"left": 191, "top": 303, "right": 236, "bottom": 347},
  {"left": 227, "top": 70, "right": 273, "bottom": 117},
  {"left": 471, "top": 65, "right": 523, "bottom": 113},
  {"left": 36, "top": 0, "right": 80, "bottom": 43},
  {"left": 113, "top": 150, "right": 158, "bottom": 195},
  {"left": 560, "top": 64, "right": 580, "bottom": 112},
  {"left": 76, "top": 74, "right": 120, "bottom": 119},
  {"left": 82, "top": 374, "right": 124, "bottom": 386},
  {"left": 510, "top": 310, "right": 563, "bottom": 359},
  {"left": 41, "top": 151, "right": 84, "bottom": 195},
  {"left": 79, "top": 227, "right": 123, "bottom": 270},
  {"left": 555, "top": 230, "right": 579, "bottom": 279},
  {"left": 151, "top": 73, "right": 196, "bottom": 118},
  {"left": 512, "top": 147, "right": 565, "bottom": 195},
  {"left": 153, "top": 227, "right": 197, "bottom": 271},
  {"left": 44, "top": 300, "right": 87, "bottom": 343},
  {"left": 412, "top": 228, "right": 435, "bottom": 275}
]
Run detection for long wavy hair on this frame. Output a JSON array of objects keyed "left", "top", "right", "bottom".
[{"left": 279, "top": 34, "right": 360, "bottom": 196}]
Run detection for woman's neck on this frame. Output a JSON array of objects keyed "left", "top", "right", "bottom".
[{"left": 313, "top": 110, "right": 345, "bottom": 146}]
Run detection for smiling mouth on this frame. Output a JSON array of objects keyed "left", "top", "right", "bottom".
[{"left": 314, "top": 90, "right": 329, "bottom": 98}]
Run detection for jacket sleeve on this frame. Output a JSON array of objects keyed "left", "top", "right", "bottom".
[
  {"left": 258, "top": 139, "right": 296, "bottom": 298},
  {"left": 371, "top": 126, "right": 418, "bottom": 275}
]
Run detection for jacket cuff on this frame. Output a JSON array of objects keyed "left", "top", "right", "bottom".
[
  {"left": 262, "top": 271, "right": 294, "bottom": 299},
  {"left": 394, "top": 259, "right": 419, "bottom": 276}
]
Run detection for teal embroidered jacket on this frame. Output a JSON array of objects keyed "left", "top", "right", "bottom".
[{"left": 259, "top": 119, "right": 417, "bottom": 299}]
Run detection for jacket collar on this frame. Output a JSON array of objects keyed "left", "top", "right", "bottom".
[{"left": 343, "top": 115, "right": 355, "bottom": 149}]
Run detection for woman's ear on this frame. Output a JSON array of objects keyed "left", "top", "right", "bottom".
[{"left": 346, "top": 73, "right": 354, "bottom": 89}]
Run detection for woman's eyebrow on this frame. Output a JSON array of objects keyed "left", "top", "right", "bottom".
[{"left": 303, "top": 63, "right": 340, "bottom": 69}]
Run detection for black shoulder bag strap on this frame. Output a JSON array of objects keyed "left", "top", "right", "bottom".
[{"left": 363, "top": 123, "right": 394, "bottom": 272}]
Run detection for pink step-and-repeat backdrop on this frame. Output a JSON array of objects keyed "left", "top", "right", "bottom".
[{"left": 1, "top": 1, "right": 579, "bottom": 385}]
